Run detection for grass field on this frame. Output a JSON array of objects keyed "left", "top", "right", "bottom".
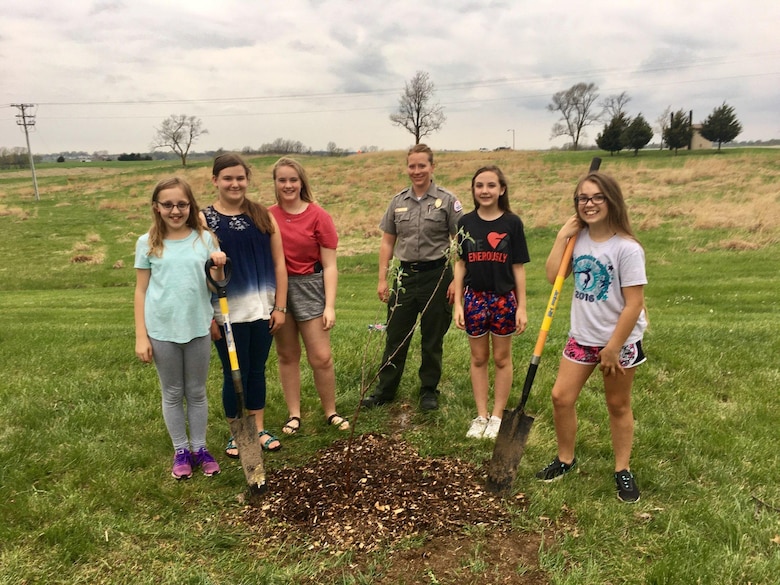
[{"left": 1, "top": 148, "right": 779, "bottom": 584}]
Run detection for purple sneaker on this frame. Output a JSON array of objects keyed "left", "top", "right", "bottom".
[
  {"left": 171, "top": 448, "right": 193, "bottom": 480},
  {"left": 193, "top": 447, "right": 221, "bottom": 477}
]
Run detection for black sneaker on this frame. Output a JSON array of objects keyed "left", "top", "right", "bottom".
[
  {"left": 535, "top": 456, "right": 577, "bottom": 482},
  {"left": 615, "top": 469, "right": 640, "bottom": 503},
  {"left": 360, "top": 394, "right": 392, "bottom": 409},
  {"left": 419, "top": 391, "right": 439, "bottom": 412}
]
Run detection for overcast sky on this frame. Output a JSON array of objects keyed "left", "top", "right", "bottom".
[{"left": 1, "top": 0, "right": 778, "bottom": 155}]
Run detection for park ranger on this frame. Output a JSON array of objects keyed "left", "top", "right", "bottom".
[{"left": 361, "top": 143, "right": 463, "bottom": 411}]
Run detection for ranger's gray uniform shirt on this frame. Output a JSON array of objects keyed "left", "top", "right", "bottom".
[{"left": 379, "top": 181, "right": 463, "bottom": 262}]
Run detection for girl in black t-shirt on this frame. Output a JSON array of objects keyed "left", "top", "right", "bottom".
[{"left": 453, "top": 166, "right": 530, "bottom": 440}]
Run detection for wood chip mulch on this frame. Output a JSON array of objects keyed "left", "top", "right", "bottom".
[{"left": 242, "top": 433, "right": 515, "bottom": 552}]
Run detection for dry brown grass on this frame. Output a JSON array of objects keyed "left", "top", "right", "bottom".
[
  {"left": 4, "top": 150, "right": 778, "bottom": 255},
  {"left": 70, "top": 252, "right": 106, "bottom": 265},
  {"left": 0, "top": 205, "right": 30, "bottom": 220},
  {"left": 306, "top": 151, "right": 780, "bottom": 254}
]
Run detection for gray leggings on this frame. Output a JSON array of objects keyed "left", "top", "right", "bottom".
[{"left": 150, "top": 335, "right": 212, "bottom": 452}]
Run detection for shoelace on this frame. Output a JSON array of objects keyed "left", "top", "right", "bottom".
[{"left": 197, "top": 449, "right": 216, "bottom": 463}]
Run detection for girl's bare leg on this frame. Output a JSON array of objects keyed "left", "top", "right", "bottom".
[
  {"left": 490, "top": 334, "right": 514, "bottom": 418},
  {"left": 550, "top": 358, "right": 596, "bottom": 464},
  {"left": 468, "top": 334, "right": 491, "bottom": 419},
  {"left": 603, "top": 367, "right": 637, "bottom": 471}
]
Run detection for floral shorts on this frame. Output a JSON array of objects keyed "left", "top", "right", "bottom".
[
  {"left": 463, "top": 289, "right": 517, "bottom": 337},
  {"left": 563, "top": 337, "right": 646, "bottom": 368}
]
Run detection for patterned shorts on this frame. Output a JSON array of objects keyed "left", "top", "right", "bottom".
[
  {"left": 563, "top": 337, "right": 646, "bottom": 368},
  {"left": 463, "top": 289, "right": 517, "bottom": 337}
]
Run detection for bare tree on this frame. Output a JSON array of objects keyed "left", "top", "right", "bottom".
[
  {"left": 654, "top": 105, "right": 672, "bottom": 149},
  {"left": 258, "top": 137, "right": 309, "bottom": 154},
  {"left": 151, "top": 114, "right": 208, "bottom": 166},
  {"left": 389, "top": 71, "right": 446, "bottom": 144},
  {"left": 601, "top": 91, "right": 631, "bottom": 119},
  {"left": 327, "top": 141, "right": 347, "bottom": 156},
  {"left": 547, "top": 82, "right": 600, "bottom": 150}
]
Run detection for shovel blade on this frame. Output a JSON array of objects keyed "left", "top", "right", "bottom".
[
  {"left": 229, "top": 414, "right": 267, "bottom": 494},
  {"left": 485, "top": 409, "right": 535, "bottom": 496}
]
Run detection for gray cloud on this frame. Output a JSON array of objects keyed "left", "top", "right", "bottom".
[{"left": 1, "top": 0, "right": 778, "bottom": 153}]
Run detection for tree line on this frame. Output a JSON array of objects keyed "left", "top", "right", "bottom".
[
  {"left": 0, "top": 147, "right": 41, "bottom": 169},
  {"left": 2, "top": 73, "right": 748, "bottom": 168},
  {"left": 548, "top": 83, "right": 743, "bottom": 154},
  {"left": 383, "top": 73, "right": 744, "bottom": 155}
]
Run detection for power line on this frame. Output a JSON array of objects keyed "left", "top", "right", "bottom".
[
  {"left": 26, "top": 70, "right": 778, "bottom": 123},
  {"left": 29, "top": 50, "right": 780, "bottom": 109}
]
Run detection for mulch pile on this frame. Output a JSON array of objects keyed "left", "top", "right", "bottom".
[{"left": 243, "top": 433, "right": 516, "bottom": 552}]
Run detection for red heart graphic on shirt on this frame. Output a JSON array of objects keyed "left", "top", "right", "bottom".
[{"left": 487, "top": 232, "right": 507, "bottom": 249}]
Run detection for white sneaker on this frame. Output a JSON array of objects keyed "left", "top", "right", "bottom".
[
  {"left": 483, "top": 415, "right": 502, "bottom": 439},
  {"left": 466, "top": 416, "right": 488, "bottom": 439}
]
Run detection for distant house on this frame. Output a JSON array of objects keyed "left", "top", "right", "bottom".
[{"left": 690, "top": 124, "right": 712, "bottom": 150}]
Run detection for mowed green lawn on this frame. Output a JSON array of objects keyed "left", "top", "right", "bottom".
[{"left": 1, "top": 150, "right": 779, "bottom": 584}]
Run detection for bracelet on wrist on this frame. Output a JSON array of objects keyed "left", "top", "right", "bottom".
[{"left": 273, "top": 305, "right": 288, "bottom": 314}]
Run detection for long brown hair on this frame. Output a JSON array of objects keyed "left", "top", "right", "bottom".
[
  {"left": 147, "top": 177, "right": 207, "bottom": 257},
  {"left": 575, "top": 171, "right": 648, "bottom": 322},
  {"left": 470, "top": 165, "right": 513, "bottom": 213},
  {"left": 573, "top": 171, "right": 638, "bottom": 242},
  {"left": 212, "top": 153, "right": 274, "bottom": 234}
]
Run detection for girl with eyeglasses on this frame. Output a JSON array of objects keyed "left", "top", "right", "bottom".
[
  {"left": 134, "top": 177, "right": 226, "bottom": 480},
  {"left": 536, "top": 171, "right": 648, "bottom": 504}
]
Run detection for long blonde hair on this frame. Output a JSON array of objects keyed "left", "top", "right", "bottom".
[
  {"left": 272, "top": 157, "right": 314, "bottom": 203},
  {"left": 147, "top": 177, "right": 208, "bottom": 257}
]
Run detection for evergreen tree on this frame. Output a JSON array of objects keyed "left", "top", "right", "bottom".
[
  {"left": 699, "top": 102, "right": 742, "bottom": 151},
  {"left": 622, "top": 113, "right": 654, "bottom": 155},
  {"left": 663, "top": 110, "right": 693, "bottom": 154},
  {"left": 596, "top": 114, "right": 628, "bottom": 155}
]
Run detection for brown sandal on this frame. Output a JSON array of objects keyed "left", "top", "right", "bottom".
[
  {"left": 327, "top": 413, "right": 350, "bottom": 431},
  {"left": 282, "top": 416, "right": 301, "bottom": 435}
]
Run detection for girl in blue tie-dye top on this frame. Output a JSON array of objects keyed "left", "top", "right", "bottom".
[{"left": 202, "top": 153, "right": 288, "bottom": 456}]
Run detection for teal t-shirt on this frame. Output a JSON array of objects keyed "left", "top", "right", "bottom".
[{"left": 134, "top": 230, "right": 218, "bottom": 343}]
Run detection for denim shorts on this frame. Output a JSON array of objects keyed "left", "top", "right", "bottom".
[
  {"left": 563, "top": 336, "right": 646, "bottom": 368},
  {"left": 463, "top": 288, "right": 517, "bottom": 337}
]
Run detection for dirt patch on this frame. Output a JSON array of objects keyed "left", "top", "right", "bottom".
[{"left": 241, "top": 433, "right": 551, "bottom": 584}]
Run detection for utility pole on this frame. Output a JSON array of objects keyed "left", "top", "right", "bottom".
[
  {"left": 12, "top": 103, "right": 40, "bottom": 201},
  {"left": 507, "top": 128, "right": 515, "bottom": 150}
]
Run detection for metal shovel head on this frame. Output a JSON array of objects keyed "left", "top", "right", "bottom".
[
  {"left": 485, "top": 408, "right": 535, "bottom": 496},
  {"left": 229, "top": 413, "right": 267, "bottom": 495}
]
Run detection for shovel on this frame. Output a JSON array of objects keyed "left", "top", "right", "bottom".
[
  {"left": 486, "top": 157, "right": 601, "bottom": 496},
  {"left": 206, "top": 258, "right": 267, "bottom": 495}
]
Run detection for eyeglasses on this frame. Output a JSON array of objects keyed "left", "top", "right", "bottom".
[
  {"left": 574, "top": 194, "right": 606, "bottom": 205},
  {"left": 156, "top": 201, "right": 191, "bottom": 211}
]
